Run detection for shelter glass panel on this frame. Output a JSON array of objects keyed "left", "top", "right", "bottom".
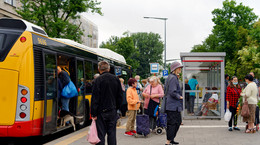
[{"left": 183, "top": 61, "right": 222, "bottom": 118}]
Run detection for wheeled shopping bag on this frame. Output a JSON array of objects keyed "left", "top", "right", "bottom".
[{"left": 135, "top": 103, "right": 150, "bottom": 137}]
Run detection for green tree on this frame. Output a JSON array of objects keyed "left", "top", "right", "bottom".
[
  {"left": 131, "top": 32, "right": 164, "bottom": 78},
  {"left": 211, "top": 0, "right": 257, "bottom": 60},
  {"left": 16, "top": 0, "right": 102, "bottom": 42},
  {"left": 191, "top": 0, "right": 258, "bottom": 77},
  {"left": 100, "top": 35, "right": 140, "bottom": 71},
  {"left": 100, "top": 32, "right": 164, "bottom": 78},
  {"left": 237, "top": 19, "right": 260, "bottom": 78}
]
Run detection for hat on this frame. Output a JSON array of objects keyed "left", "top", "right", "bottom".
[{"left": 170, "top": 61, "right": 183, "bottom": 72}]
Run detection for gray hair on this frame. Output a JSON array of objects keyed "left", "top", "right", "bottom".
[
  {"left": 94, "top": 73, "right": 100, "bottom": 79},
  {"left": 149, "top": 76, "right": 158, "bottom": 82},
  {"left": 98, "top": 61, "right": 110, "bottom": 71}
]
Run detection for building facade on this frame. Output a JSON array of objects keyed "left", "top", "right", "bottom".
[
  {"left": 0, "top": 1, "right": 98, "bottom": 48},
  {"left": 0, "top": 0, "right": 21, "bottom": 19},
  {"left": 76, "top": 15, "right": 99, "bottom": 48}
]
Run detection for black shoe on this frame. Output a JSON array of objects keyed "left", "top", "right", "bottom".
[
  {"left": 170, "top": 141, "right": 179, "bottom": 144},
  {"left": 228, "top": 128, "right": 233, "bottom": 131},
  {"left": 233, "top": 127, "right": 240, "bottom": 131}
]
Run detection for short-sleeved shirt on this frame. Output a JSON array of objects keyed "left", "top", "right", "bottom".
[{"left": 188, "top": 78, "right": 198, "bottom": 96}]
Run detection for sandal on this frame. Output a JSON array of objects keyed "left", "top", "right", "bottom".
[
  {"left": 252, "top": 128, "right": 256, "bottom": 133},
  {"left": 245, "top": 128, "right": 252, "bottom": 133}
]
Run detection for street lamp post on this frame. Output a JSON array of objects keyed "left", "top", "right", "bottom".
[{"left": 144, "top": 17, "right": 168, "bottom": 69}]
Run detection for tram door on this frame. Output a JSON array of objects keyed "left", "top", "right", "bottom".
[
  {"left": 43, "top": 51, "right": 58, "bottom": 135},
  {"left": 76, "top": 59, "right": 85, "bottom": 122}
]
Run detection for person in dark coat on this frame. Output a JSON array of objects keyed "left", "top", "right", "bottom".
[
  {"left": 119, "top": 78, "right": 127, "bottom": 118},
  {"left": 57, "top": 66, "right": 71, "bottom": 112},
  {"left": 165, "top": 61, "right": 183, "bottom": 145},
  {"left": 91, "top": 61, "right": 123, "bottom": 145},
  {"left": 184, "top": 79, "right": 191, "bottom": 112}
]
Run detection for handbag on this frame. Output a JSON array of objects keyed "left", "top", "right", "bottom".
[
  {"left": 160, "top": 75, "right": 173, "bottom": 113},
  {"left": 87, "top": 120, "right": 101, "bottom": 144},
  {"left": 241, "top": 97, "right": 250, "bottom": 117},
  {"left": 147, "top": 86, "right": 159, "bottom": 117},
  {"left": 61, "top": 81, "right": 78, "bottom": 98}
]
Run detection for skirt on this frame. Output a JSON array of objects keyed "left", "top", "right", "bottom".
[{"left": 243, "top": 104, "right": 256, "bottom": 123}]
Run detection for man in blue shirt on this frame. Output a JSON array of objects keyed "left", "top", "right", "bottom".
[{"left": 188, "top": 76, "right": 199, "bottom": 115}]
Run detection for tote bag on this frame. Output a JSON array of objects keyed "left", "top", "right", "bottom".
[
  {"left": 61, "top": 81, "right": 78, "bottom": 98},
  {"left": 241, "top": 97, "right": 250, "bottom": 117},
  {"left": 87, "top": 120, "right": 101, "bottom": 144}
]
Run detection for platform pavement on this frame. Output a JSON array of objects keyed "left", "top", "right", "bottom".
[{"left": 45, "top": 117, "right": 260, "bottom": 145}]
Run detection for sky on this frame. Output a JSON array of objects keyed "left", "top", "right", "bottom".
[{"left": 83, "top": 0, "right": 260, "bottom": 61}]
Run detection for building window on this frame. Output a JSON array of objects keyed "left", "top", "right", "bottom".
[{"left": 4, "top": 0, "right": 16, "bottom": 7}]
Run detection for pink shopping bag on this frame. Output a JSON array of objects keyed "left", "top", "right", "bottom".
[{"left": 87, "top": 120, "right": 100, "bottom": 144}]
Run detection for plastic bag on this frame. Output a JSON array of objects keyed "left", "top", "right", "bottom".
[
  {"left": 61, "top": 81, "right": 78, "bottom": 98},
  {"left": 224, "top": 109, "right": 232, "bottom": 122},
  {"left": 87, "top": 120, "right": 100, "bottom": 144}
]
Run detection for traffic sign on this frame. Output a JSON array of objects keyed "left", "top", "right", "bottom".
[
  {"left": 115, "top": 67, "right": 122, "bottom": 76},
  {"left": 162, "top": 70, "right": 168, "bottom": 77},
  {"left": 150, "top": 63, "right": 159, "bottom": 74}
]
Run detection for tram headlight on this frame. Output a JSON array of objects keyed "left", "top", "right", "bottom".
[{"left": 20, "top": 104, "right": 27, "bottom": 111}]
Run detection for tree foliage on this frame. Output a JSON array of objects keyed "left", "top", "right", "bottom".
[
  {"left": 237, "top": 19, "right": 260, "bottom": 78},
  {"left": 131, "top": 32, "right": 164, "bottom": 78},
  {"left": 191, "top": 0, "right": 259, "bottom": 78},
  {"left": 100, "top": 32, "right": 164, "bottom": 78},
  {"left": 16, "top": 0, "right": 102, "bottom": 42}
]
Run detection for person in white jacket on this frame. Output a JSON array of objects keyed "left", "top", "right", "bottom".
[{"left": 241, "top": 74, "right": 258, "bottom": 133}]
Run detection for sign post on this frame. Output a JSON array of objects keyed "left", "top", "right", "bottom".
[
  {"left": 162, "top": 70, "right": 168, "bottom": 78},
  {"left": 150, "top": 63, "right": 159, "bottom": 75},
  {"left": 115, "top": 67, "right": 122, "bottom": 76}
]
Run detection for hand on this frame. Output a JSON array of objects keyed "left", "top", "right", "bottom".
[
  {"left": 180, "top": 96, "right": 183, "bottom": 99},
  {"left": 150, "top": 94, "right": 157, "bottom": 98},
  {"left": 92, "top": 116, "right": 97, "bottom": 120},
  {"left": 143, "top": 94, "right": 150, "bottom": 98}
]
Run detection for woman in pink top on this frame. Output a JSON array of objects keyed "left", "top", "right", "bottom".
[{"left": 142, "top": 76, "right": 164, "bottom": 131}]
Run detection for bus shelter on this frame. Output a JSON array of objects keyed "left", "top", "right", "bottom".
[{"left": 180, "top": 52, "right": 226, "bottom": 119}]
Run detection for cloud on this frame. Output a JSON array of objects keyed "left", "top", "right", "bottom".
[{"left": 83, "top": 0, "right": 260, "bottom": 60}]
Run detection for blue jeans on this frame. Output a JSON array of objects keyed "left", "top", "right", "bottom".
[{"left": 61, "top": 97, "right": 70, "bottom": 111}]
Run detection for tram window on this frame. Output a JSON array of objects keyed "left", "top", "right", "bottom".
[
  {"left": 93, "top": 63, "right": 98, "bottom": 75},
  {"left": 84, "top": 60, "right": 93, "bottom": 80},
  {"left": 45, "top": 54, "right": 57, "bottom": 99},
  {"left": 0, "top": 34, "right": 4, "bottom": 49},
  {"left": 0, "top": 33, "right": 20, "bottom": 61},
  {"left": 77, "top": 60, "right": 84, "bottom": 96},
  {"left": 85, "top": 60, "right": 93, "bottom": 94},
  {"left": 110, "top": 66, "right": 115, "bottom": 74}
]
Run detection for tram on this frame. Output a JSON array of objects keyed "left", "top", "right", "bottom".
[{"left": 0, "top": 18, "right": 131, "bottom": 137}]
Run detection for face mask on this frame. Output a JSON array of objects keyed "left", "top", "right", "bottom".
[
  {"left": 137, "top": 80, "right": 140, "bottom": 82},
  {"left": 246, "top": 82, "right": 248, "bottom": 85},
  {"left": 233, "top": 82, "right": 238, "bottom": 85}
]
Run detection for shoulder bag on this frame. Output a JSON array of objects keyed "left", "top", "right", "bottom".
[
  {"left": 147, "top": 85, "right": 159, "bottom": 117},
  {"left": 241, "top": 97, "right": 250, "bottom": 117}
]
